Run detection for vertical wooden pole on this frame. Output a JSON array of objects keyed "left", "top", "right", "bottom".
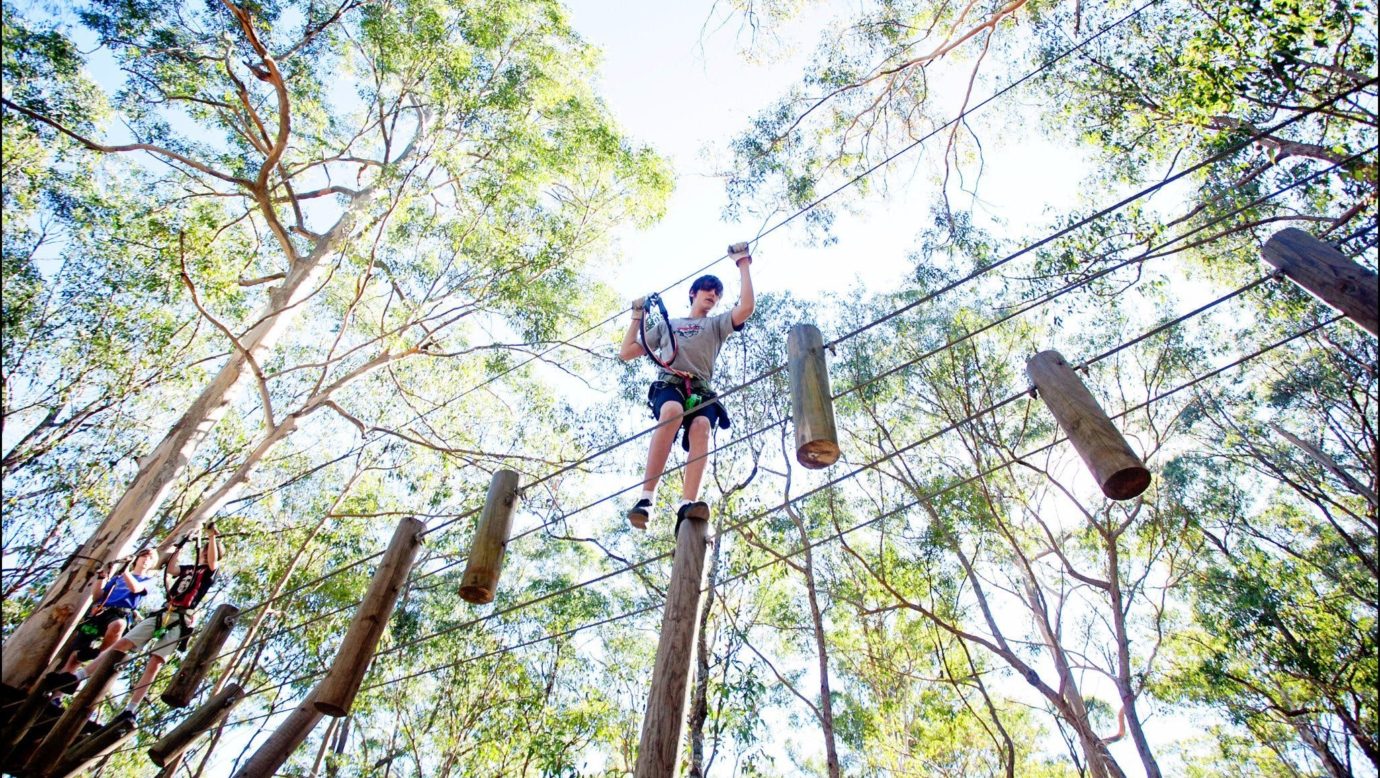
[
  {"left": 23, "top": 649, "right": 128, "bottom": 774},
  {"left": 231, "top": 691, "right": 324, "bottom": 778},
  {"left": 148, "top": 683, "right": 245, "bottom": 767},
  {"left": 1262, "top": 227, "right": 1378, "bottom": 337},
  {"left": 161, "top": 603, "right": 240, "bottom": 708},
  {"left": 48, "top": 716, "right": 137, "bottom": 778},
  {"left": 313, "top": 517, "right": 424, "bottom": 717},
  {"left": 459, "top": 470, "right": 521, "bottom": 605},
  {"left": 789, "top": 324, "right": 841, "bottom": 469},
  {"left": 1027, "top": 350, "right": 1151, "bottom": 500},
  {"left": 635, "top": 515, "right": 710, "bottom": 777}
]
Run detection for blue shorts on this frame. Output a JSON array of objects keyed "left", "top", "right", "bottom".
[{"left": 648, "top": 382, "right": 731, "bottom": 451}]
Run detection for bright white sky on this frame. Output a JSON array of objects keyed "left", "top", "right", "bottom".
[{"left": 564, "top": 0, "right": 1093, "bottom": 307}]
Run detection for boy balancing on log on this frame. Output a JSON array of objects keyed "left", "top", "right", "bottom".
[
  {"left": 46, "top": 524, "right": 222, "bottom": 725},
  {"left": 43, "top": 549, "right": 156, "bottom": 692},
  {"left": 618, "top": 243, "right": 755, "bottom": 530}
]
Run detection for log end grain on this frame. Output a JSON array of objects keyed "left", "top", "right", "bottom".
[
  {"left": 1102, "top": 465, "right": 1152, "bottom": 501},
  {"left": 312, "top": 700, "right": 349, "bottom": 718},
  {"left": 458, "top": 582, "right": 495, "bottom": 605},
  {"left": 796, "top": 439, "right": 841, "bottom": 470}
]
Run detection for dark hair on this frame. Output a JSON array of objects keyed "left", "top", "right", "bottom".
[{"left": 689, "top": 274, "right": 723, "bottom": 304}]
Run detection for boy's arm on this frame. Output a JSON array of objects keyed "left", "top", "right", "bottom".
[
  {"left": 730, "top": 247, "right": 755, "bottom": 328},
  {"left": 164, "top": 540, "right": 182, "bottom": 576},
  {"left": 121, "top": 568, "right": 145, "bottom": 594},
  {"left": 204, "top": 524, "right": 220, "bottom": 571},
  {"left": 618, "top": 298, "right": 648, "bottom": 361},
  {"left": 90, "top": 568, "right": 109, "bottom": 606}
]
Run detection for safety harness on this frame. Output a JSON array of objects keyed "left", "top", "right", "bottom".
[
  {"left": 639, "top": 292, "right": 704, "bottom": 411},
  {"left": 155, "top": 528, "right": 212, "bottom": 650}
]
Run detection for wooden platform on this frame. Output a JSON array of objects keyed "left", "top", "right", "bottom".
[{"left": 1, "top": 683, "right": 105, "bottom": 777}]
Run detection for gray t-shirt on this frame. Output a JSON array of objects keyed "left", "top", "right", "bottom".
[{"left": 641, "top": 311, "right": 738, "bottom": 388}]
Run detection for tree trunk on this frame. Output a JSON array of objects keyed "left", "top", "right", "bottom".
[
  {"left": 1105, "top": 539, "right": 1163, "bottom": 778},
  {"left": 2, "top": 196, "right": 372, "bottom": 691},
  {"left": 1024, "top": 578, "right": 1126, "bottom": 778},
  {"left": 788, "top": 504, "right": 841, "bottom": 778}
]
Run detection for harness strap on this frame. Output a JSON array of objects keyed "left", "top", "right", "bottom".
[{"left": 640, "top": 293, "right": 691, "bottom": 380}]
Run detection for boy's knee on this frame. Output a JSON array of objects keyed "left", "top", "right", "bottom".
[
  {"left": 657, "top": 402, "right": 684, "bottom": 422},
  {"left": 688, "top": 417, "right": 711, "bottom": 440}
]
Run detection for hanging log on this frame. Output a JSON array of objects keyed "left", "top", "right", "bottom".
[
  {"left": 23, "top": 649, "right": 128, "bottom": 774},
  {"left": 148, "top": 683, "right": 245, "bottom": 767},
  {"left": 635, "top": 513, "right": 710, "bottom": 777},
  {"left": 1027, "top": 350, "right": 1151, "bottom": 500},
  {"left": 313, "top": 517, "right": 424, "bottom": 717},
  {"left": 161, "top": 603, "right": 240, "bottom": 708},
  {"left": 231, "top": 691, "right": 324, "bottom": 778},
  {"left": 458, "top": 470, "right": 521, "bottom": 605},
  {"left": 48, "top": 716, "right": 137, "bottom": 778},
  {"left": 1262, "top": 227, "right": 1378, "bottom": 337},
  {"left": 788, "top": 323, "right": 841, "bottom": 469}
]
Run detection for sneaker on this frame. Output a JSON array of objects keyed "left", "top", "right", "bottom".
[
  {"left": 674, "top": 501, "right": 710, "bottom": 534},
  {"left": 627, "top": 498, "right": 652, "bottom": 530},
  {"left": 42, "top": 671, "right": 79, "bottom": 695}
]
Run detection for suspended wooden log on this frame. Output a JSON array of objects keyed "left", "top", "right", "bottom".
[
  {"left": 459, "top": 470, "right": 521, "bottom": 605},
  {"left": 1262, "top": 227, "right": 1378, "bottom": 337},
  {"left": 148, "top": 683, "right": 244, "bottom": 767},
  {"left": 1027, "top": 350, "right": 1151, "bottom": 500},
  {"left": 634, "top": 512, "right": 710, "bottom": 777},
  {"left": 231, "top": 691, "right": 324, "bottom": 778},
  {"left": 161, "top": 603, "right": 240, "bottom": 708},
  {"left": 23, "top": 649, "right": 128, "bottom": 774},
  {"left": 788, "top": 323, "right": 841, "bottom": 469},
  {"left": 48, "top": 716, "right": 136, "bottom": 778},
  {"left": 313, "top": 517, "right": 424, "bottom": 717}
]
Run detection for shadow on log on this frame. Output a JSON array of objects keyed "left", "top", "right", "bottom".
[
  {"left": 49, "top": 716, "right": 136, "bottom": 778},
  {"left": 23, "top": 649, "right": 128, "bottom": 775},
  {"left": 635, "top": 514, "right": 710, "bottom": 777}
]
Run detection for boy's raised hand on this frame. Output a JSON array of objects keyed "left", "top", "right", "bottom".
[{"left": 728, "top": 242, "right": 752, "bottom": 267}]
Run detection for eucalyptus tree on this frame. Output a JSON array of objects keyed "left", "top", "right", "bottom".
[
  {"left": 718, "top": 0, "right": 1375, "bottom": 245},
  {"left": 1153, "top": 323, "right": 1378, "bottom": 776},
  {"left": 1, "top": 0, "right": 670, "bottom": 691}
]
